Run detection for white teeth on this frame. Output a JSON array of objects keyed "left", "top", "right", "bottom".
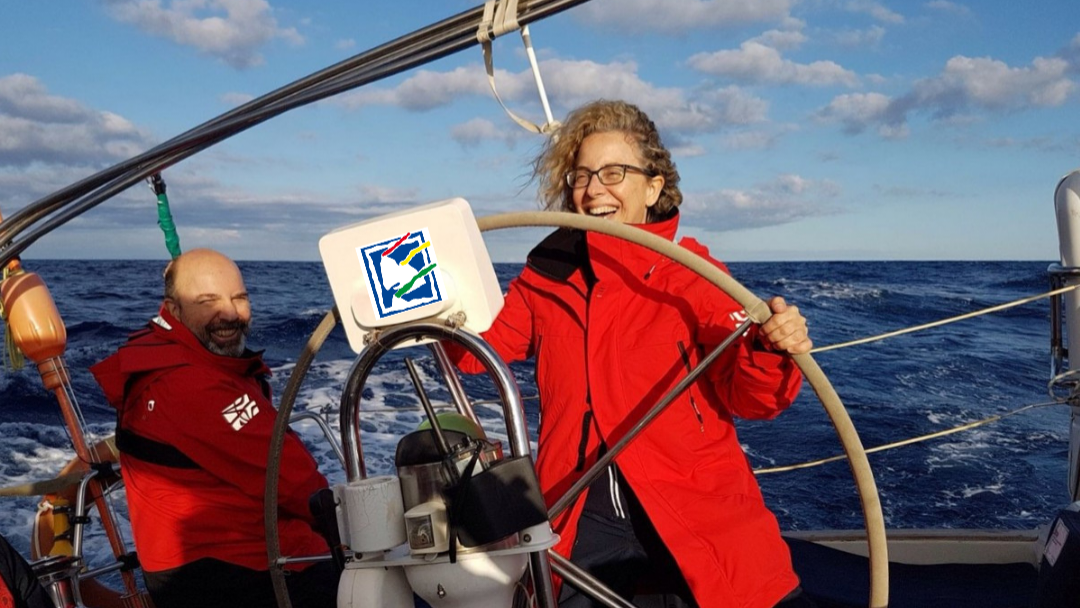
[{"left": 589, "top": 206, "right": 617, "bottom": 216}]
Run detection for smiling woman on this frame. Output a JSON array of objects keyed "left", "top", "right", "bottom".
[
  {"left": 534, "top": 100, "right": 682, "bottom": 226},
  {"left": 448, "top": 98, "right": 815, "bottom": 608},
  {"left": 569, "top": 133, "right": 664, "bottom": 224}
]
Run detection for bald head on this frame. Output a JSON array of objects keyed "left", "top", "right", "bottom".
[
  {"left": 164, "top": 249, "right": 239, "bottom": 299},
  {"left": 163, "top": 249, "right": 251, "bottom": 357}
]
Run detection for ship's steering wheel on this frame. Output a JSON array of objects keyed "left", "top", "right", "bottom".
[
  {"left": 476, "top": 211, "right": 889, "bottom": 608},
  {"left": 265, "top": 210, "right": 889, "bottom": 608}
]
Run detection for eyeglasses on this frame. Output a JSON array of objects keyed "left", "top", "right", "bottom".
[{"left": 565, "top": 164, "right": 653, "bottom": 189}]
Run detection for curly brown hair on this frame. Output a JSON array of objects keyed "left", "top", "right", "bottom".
[{"left": 533, "top": 99, "right": 681, "bottom": 223}]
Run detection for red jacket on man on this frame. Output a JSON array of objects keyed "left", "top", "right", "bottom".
[
  {"left": 452, "top": 214, "right": 803, "bottom": 608},
  {"left": 90, "top": 309, "right": 328, "bottom": 573}
]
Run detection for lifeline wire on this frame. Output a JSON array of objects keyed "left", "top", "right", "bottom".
[
  {"left": 812, "top": 284, "right": 1080, "bottom": 353},
  {"left": 760, "top": 283, "right": 1078, "bottom": 473},
  {"left": 754, "top": 400, "right": 1062, "bottom": 475}
]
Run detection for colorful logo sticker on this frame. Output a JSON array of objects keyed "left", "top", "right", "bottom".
[{"left": 357, "top": 228, "right": 442, "bottom": 320}]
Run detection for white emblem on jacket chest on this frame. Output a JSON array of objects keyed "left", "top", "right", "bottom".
[
  {"left": 729, "top": 310, "right": 749, "bottom": 324},
  {"left": 222, "top": 394, "right": 260, "bottom": 431},
  {"left": 147, "top": 399, "right": 155, "bottom": 412}
]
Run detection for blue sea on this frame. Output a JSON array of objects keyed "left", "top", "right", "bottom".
[{"left": 0, "top": 259, "right": 1069, "bottom": 575}]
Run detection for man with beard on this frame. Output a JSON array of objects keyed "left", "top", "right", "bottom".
[{"left": 91, "top": 249, "right": 337, "bottom": 608}]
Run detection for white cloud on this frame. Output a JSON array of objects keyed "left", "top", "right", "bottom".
[
  {"left": 834, "top": 25, "right": 886, "bottom": 48},
  {"left": 575, "top": 0, "right": 795, "bottom": 34},
  {"left": 910, "top": 55, "right": 1074, "bottom": 111},
  {"left": 335, "top": 38, "right": 355, "bottom": 51},
  {"left": 540, "top": 60, "right": 685, "bottom": 110},
  {"left": 102, "top": 0, "right": 303, "bottom": 69},
  {"left": 0, "top": 165, "right": 105, "bottom": 210},
  {"left": 339, "top": 59, "right": 678, "bottom": 116},
  {"left": 353, "top": 184, "right": 421, "bottom": 205},
  {"left": 1058, "top": 33, "right": 1080, "bottom": 76},
  {"left": 450, "top": 118, "right": 526, "bottom": 148},
  {"left": 722, "top": 129, "right": 782, "bottom": 150},
  {"left": 0, "top": 74, "right": 91, "bottom": 123},
  {"left": 680, "top": 174, "right": 840, "bottom": 231},
  {"left": 335, "top": 66, "right": 495, "bottom": 111},
  {"left": 691, "top": 86, "right": 770, "bottom": 126},
  {"left": 334, "top": 59, "right": 771, "bottom": 137},
  {"left": 62, "top": 167, "right": 428, "bottom": 249},
  {"left": 814, "top": 92, "right": 907, "bottom": 138},
  {"left": 688, "top": 42, "right": 860, "bottom": 87},
  {"left": 841, "top": 1, "right": 905, "bottom": 24},
  {"left": 982, "top": 135, "right": 1080, "bottom": 155},
  {"left": 816, "top": 92, "right": 891, "bottom": 127},
  {"left": 220, "top": 91, "right": 255, "bottom": 106},
  {"left": 546, "top": 63, "right": 770, "bottom": 132},
  {"left": 816, "top": 51, "right": 1076, "bottom": 138},
  {"left": 0, "top": 74, "right": 156, "bottom": 166},
  {"left": 751, "top": 27, "right": 808, "bottom": 51},
  {"left": 925, "top": 1, "right": 972, "bottom": 17},
  {"left": 182, "top": 226, "right": 243, "bottom": 241},
  {"left": 670, "top": 143, "right": 708, "bottom": 157}
]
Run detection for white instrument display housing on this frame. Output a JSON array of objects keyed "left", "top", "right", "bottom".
[{"left": 319, "top": 198, "right": 504, "bottom": 353}]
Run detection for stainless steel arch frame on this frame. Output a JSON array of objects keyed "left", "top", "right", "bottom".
[
  {"left": 338, "top": 322, "right": 529, "bottom": 480},
  {"left": 337, "top": 321, "right": 557, "bottom": 607}
]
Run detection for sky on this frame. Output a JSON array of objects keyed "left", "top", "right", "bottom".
[{"left": 1, "top": 0, "right": 1079, "bottom": 262}]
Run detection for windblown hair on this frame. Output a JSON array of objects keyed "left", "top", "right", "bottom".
[{"left": 533, "top": 99, "right": 681, "bottom": 222}]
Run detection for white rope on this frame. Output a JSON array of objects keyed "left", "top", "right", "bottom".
[
  {"left": 1049, "top": 368, "right": 1080, "bottom": 401},
  {"left": 521, "top": 26, "right": 557, "bottom": 129},
  {"left": 494, "top": 0, "right": 520, "bottom": 38},
  {"left": 477, "top": 0, "right": 561, "bottom": 135},
  {"left": 476, "top": 0, "right": 521, "bottom": 42},
  {"left": 32, "top": 499, "right": 53, "bottom": 558},
  {"left": 477, "top": 0, "right": 498, "bottom": 44}
]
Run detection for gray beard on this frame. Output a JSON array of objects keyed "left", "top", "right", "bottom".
[
  {"left": 196, "top": 321, "right": 251, "bottom": 358},
  {"left": 206, "top": 333, "right": 247, "bottom": 358}
]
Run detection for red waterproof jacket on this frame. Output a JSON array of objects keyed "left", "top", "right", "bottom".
[
  {"left": 90, "top": 309, "right": 329, "bottom": 573},
  {"left": 452, "top": 214, "right": 802, "bottom": 608}
]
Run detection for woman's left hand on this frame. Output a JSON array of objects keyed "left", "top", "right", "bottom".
[{"left": 758, "top": 296, "right": 812, "bottom": 355}]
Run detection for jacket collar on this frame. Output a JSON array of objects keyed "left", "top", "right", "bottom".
[
  {"left": 587, "top": 213, "right": 679, "bottom": 281},
  {"left": 149, "top": 307, "right": 270, "bottom": 378},
  {"left": 526, "top": 225, "right": 591, "bottom": 282},
  {"left": 525, "top": 212, "right": 681, "bottom": 283},
  {"left": 90, "top": 308, "right": 268, "bottom": 410}
]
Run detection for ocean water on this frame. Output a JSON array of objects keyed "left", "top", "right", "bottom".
[{"left": 0, "top": 258, "right": 1068, "bottom": 577}]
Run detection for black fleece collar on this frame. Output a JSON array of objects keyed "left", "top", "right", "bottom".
[{"left": 525, "top": 227, "right": 591, "bottom": 283}]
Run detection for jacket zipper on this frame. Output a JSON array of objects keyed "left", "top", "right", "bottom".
[
  {"left": 535, "top": 334, "right": 544, "bottom": 432},
  {"left": 574, "top": 410, "right": 593, "bottom": 472},
  {"left": 580, "top": 276, "right": 596, "bottom": 468},
  {"left": 678, "top": 341, "right": 705, "bottom": 433}
]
